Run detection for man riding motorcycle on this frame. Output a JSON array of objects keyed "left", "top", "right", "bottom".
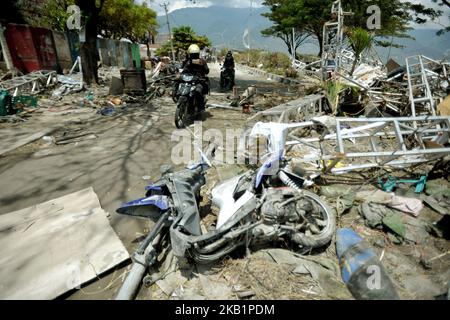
[
  {"left": 177, "top": 44, "right": 210, "bottom": 110},
  {"left": 223, "top": 51, "right": 235, "bottom": 69},
  {"left": 220, "top": 51, "right": 235, "bottom": 91}
]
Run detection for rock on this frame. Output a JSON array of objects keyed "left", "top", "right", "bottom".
[
  {"left": 155, "top": 271, "right": 189, "bottom": 296},
  {"left": 383, "top": 212, "right": 406, "bottom": 238},
  {"left": 109, "top": 77, "right": 124, "bottom": 95},
  {"left": 403, "top": 275, "right": 443, "bottom": 299},
  {"left": 373, "top": 238, "right": 386, "bottom": 248},
  {"left": 359, "top": 202, "right": 392, "bottom": 228}
]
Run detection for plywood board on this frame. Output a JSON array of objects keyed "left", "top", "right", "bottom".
[{"left": 0, "top": 187, "right": 130, "bottom": 299}]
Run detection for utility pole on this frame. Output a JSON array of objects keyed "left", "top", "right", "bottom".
[
  {"left": 160, "top": 2, "right": 176, "bottom": 62},
  {"left": 247, "top": 0, "right": 253, "bottom": 64},
  {"left": 0, "top": 25, "right": 14, "bottom": 73}
]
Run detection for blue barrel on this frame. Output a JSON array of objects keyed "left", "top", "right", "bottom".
[{"left": 336, "top": 228, "right": 399, "bottom": 300}]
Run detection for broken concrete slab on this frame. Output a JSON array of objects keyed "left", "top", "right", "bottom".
[{"left": 0, "top": 187, "right": 129, "bottom": 299}]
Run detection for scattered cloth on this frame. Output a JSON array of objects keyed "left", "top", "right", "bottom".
[
  {"left": 357, "top": 189, "right": 423, "bottom": 216},
  {"left": 389, "top": 195, "right": 424, "bottom": 217},
  {"left": 359, "top": 202, "right": 431, "bottom": 243}
]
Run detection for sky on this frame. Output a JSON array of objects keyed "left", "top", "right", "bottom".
[
  {"left": 142, "top": 0, "right": 449, "bottom": 28},
  {"left": 144, "top": 0, "right": 263, "bottom": 14}
]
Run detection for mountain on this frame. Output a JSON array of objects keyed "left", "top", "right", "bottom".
[
  {"left": 376, "top": 29, "right": 450, "bottom": 62},
  {"left": 157, "top": 6, "right": 450, "bottom": 63},
  {"left": 157, "top": 6, "right": 295, "bottom": 53}
]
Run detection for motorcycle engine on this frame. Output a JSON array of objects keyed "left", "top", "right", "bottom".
[
  {"left": 252, "top": 188, "right": 324, "bottom": 246},
  {"left": 260, "top": 188, "right": 316, "bottom": 226}
]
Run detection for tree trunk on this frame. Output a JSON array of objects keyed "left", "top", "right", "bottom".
[
  {"left": 76, "top": 0, "right": 104, "bottom": 85},
  {"left": 350, "top": 56, "right": 360, "bottom": 76},
  {"left": 317, "top": 33, "right": 323, "bottom": 57}
]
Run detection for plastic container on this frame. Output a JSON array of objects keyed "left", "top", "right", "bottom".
[{"left": 336, "top": 228, "right": 400, "bottom": 300}]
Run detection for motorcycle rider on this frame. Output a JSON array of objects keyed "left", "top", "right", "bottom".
[
  {"left": 221, "top": 51, "right": 235, "bottom": 90},
  {"left": 180, "top": 44, "right": 210, "bottom": 110},
  {"left": 223, "top": 51, "right": 235, "bottom": 70}
]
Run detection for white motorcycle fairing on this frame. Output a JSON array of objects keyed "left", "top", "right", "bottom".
[{"left": 211, "top": 174, "right": 255, "bottom": 229}]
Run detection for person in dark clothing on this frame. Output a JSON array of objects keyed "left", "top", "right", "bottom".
[
  {"left": 223, "top": 51, "right": 235, "bottom": 69},
  {"left": 220, "top": 51, "right": 235, "bottom": 91},
  {"left": 175, "top": 44, "right": 210, "bottom": 110},
  {"left": 182, "top": 44, "right": 210, "bottom": 79}
]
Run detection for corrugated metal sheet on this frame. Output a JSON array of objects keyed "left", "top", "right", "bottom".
[
  {"left": 52, "top": 31, "right": 73, "bottom": 70},
  {"left": 108, "top": 40, "right": 119, "bottom": 67},
  {"left": 5, "top": 23, "right": 142, "bottom": 74},
  {"left": 131, "top": 43, "right": 141, "bottom": 68},
  {"left": 5, "top": 24, "right": 39, "bottom": 73},
  {"left": 30, "top": 27, "right": 59, "bottom": 71},
  {"left": 66, "top": 31, "right": 80, "bottom": 64},
  {"left": 4, "top": 24, "right": 58, "bottom": 73},
  {"left": 119, "top": 41, "right": 132, "bottom": 69}
]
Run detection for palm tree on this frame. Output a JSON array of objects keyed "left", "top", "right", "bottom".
[{"left": 347, "top": 27, "right": 374, "bottom": 76}]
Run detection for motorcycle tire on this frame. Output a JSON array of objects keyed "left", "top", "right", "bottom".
[
  {"left": 175, "top": 97, "right": 189, "bottom": 129},
  {"left": 291, "top": 190, "right": 336, "bottom": 249},
  {"left": 220, "top": 74, "right": 225, "bottom": 90}
]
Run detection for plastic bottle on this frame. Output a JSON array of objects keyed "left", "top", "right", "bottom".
[
  {"left": 336, "top": 228, "right": 400, "bottom": 300},
  {"left": 87, "top": 90, "right": 94, "bottom": 102}
]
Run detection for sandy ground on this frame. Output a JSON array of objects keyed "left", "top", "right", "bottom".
[
  {"left": 1, "top": 64, "right": 448, "bottom": 300},
  {"left": 0, "top": 63, "right": 300, "bottom": 300}
]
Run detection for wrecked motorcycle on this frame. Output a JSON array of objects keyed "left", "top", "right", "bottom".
[
  {"left": 173, "top": 72, "right": 207, "bottom": 129},
  {"left": 115, "top": 124, "right": 335, "bottom": 300}
]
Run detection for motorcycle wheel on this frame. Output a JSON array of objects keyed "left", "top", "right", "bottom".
[
  {"left": 291, "top": 190, "right": 336, "bottom": 249},
  {"left": 175, "top": 97, "right": 189, "bottom": 129},
  {"left": 219, "top": 73, "right": 225, "bottom": 90}
]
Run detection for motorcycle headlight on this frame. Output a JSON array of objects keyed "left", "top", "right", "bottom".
[{"left": 182, "top": 74, "right": 194, "bottom": 82}]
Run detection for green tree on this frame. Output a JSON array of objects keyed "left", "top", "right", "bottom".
[
  {"left": 15, "top": 0, "right": 73, "bottom": 30},
  {"left": 0, "top": 0, "right": 25, "bottom": 23},
  {"left": 16, "top": 0, "right": 158, "bottom": 83},
  {"left": 98, "top": 0, "right": 157, "bottom": 42},
  {"left": 347, "top": 27, "right": 374, "bottom": 75},
  {"left": 18, "top": 0, "right": 157, "bottom": 42},
  {"left": 262, "top": 0, "right": 442, "bottom": 56},
  {"left": 261, "top": 0, "right": 312, "bottom": 59},
  {"left": 156, "top": 26, "right": 211, "bottom": 58},
  {"left": 431, "top": 0, "right": 450, "bottom": 35}
]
